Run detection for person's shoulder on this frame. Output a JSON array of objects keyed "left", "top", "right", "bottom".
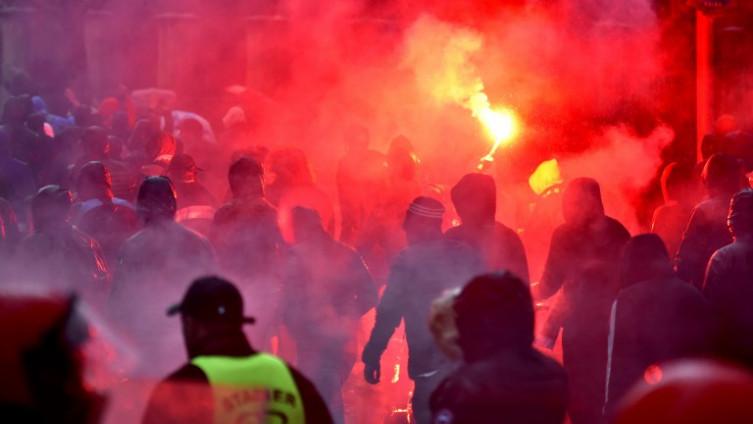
[{"left": 163, "top": 363, "right": 208, "bottom": 384}]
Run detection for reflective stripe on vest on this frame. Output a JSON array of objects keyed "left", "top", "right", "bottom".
[
  {"left": 192, "top": 354, "right": 305, "bottom": 424},
  {"left": 176, "top": 205, "right": 216, "bottom": 222}
]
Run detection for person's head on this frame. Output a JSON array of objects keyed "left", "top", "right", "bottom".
[
  {"left": 660, "top": 162, "right": 698, "bottom": 205},
  {"left": 229, "top": 156, "right": 264, "bottom": 199},
  {"left": 81, "top": 126, "right": 110, "bottom": 160},
  {"left": 144, "top": 131, "right": 176, "bottom": 162},
  {"left": 451, "top": 173, "right": 497, "bottom": 227},
  {"left": 167, "top": 276, "right": 255, "bottom": 358},
  {"left": 454, "top": 272, "right": 534, "bottom": 361},
  {"left": 620, "top": 234, "right": 674, "bottom": 290},
  {"left": 728, "top": 189, "right": 753, "bottom": 240},
  {"left": 702, "top": 154, "right": 746, "bottom": 198},
  {"left": 32, "top": 185, "right": 72, "bottom": 232},
  {"left": 291, "top": 206, "right": 326, "bottom": 243},
  {"left": 562, "top": 177, "right": 605, "bottom": 225},
  {"left": 167, "top": 154, "right": 200, "bottom": 184},
  {"left": 714, "top": 114, "right": 738, "bottom": 136},
  {"left": 76, "top": 161, "right": 113, "bottom": 202},
  {"left": 137, "top": 176, "right": 177, "bottom": 224},
  {"left": 403, "top": 196, "right": 445, "bottom": 244}
]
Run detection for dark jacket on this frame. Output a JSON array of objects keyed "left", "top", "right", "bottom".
[
  {"left": 677, "top": 197, "right": 733, "bottom": 289},
  {"left": 445, "top": 222, "right": 529, "bottom": 282},
  {"left": 606, "top": 277, "right": 714, "bottom": 413},
  {"left": 430, "top": 348, "right": 568, "bottom": 424},
  {"left": 362, "top": 238, "right": 484, "bottom": 379},
  {"left": 142, "top": 333, "right": 333, "bottom": 424},
  {"left": 704, "top": 238, "right": 753, "bottom": 366}
]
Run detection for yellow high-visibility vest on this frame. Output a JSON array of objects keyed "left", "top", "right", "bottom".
[{"left": 192, "top": 353, "right": 305, "bottom": 424}]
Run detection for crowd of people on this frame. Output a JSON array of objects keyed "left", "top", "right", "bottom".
[{"left": 2, "top": 73, "right": 753, "bottom": 424}]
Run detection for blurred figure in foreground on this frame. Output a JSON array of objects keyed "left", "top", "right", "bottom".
[
  {"left": 430, "top": 273, "right": 568, "bottom": 424},
  {"left": 15, "top": 185, "right": 111, "bottom": 305},
  {"left": 704, "top": 188, "right": 753, "bottom": 367},
  {"left": 362, "top": 197, "right": 483, "bottom": 424},
  {"left": 0, "top": 295, "right": 107, "bottom": 423},
  {"left": 446, "top": 173, "right": 529, "bottom": 282},
  {"left": 677, "top": 153, "right": 746, "bottom": 288},
  {"left": 143, "top": 276, "right": 333, "bottom": 424},
  {"left": 651, "top": 162, "right": 699, "bottom": 258},
  {"left": 614, "top": 360, "right": 753, "bottom": 424},
  {"left": 537, "top": 177, "right": 630, "bottom": 424},
  {"left": 605, "top": 234, "right": 714, "bottom": 415},
  {"left": 285, "top": 207, "right": 378, "bottom": 423}
]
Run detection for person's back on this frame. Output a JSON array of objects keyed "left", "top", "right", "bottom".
[
  {"left": 286, "top": 207, "right": 378, "bottom": 422},
  {"left": 111, "top": 177, "right": 214, "bottom": 377},
  {"left": 677, "top": 154, "right": 746, "bottom": 288},
  {"left": 431, "top": 273, "right": 568, "bottom": 424},
  {"left": 651, "top": 162, "right": 699, "bottom": 258},
  {"left": 14, "top": 186, "right": 111, "bottom": 305},
  {"left": 211, "top": 157, "right": 283, "bottom": 281},
  {"left": 447, "top": 173, "right": 529, "bottom": 282},
  {"left": 607, "top": 235, "right": 714, "bottom": 412},
  {"left": 704, "top": 189, "right": 753, "bottom": 366}
]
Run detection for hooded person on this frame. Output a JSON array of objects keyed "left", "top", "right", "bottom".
[
  {"left": 70, "top": 161, "right": 140, "bottom": 263},
  {"left": 677, "top": 154, "right": 747, "bottom": 289},
  {"left": 284, "top": 207, "right": 378, "bottom": 423},
  {"left": 704, "top": 188, "right": 753, "bottom": 367},
  {"left": 536, "top": 177, "right": 630, "bottom": 424},
  {"left": 111, "top": 176, "right": 215, "bottom": 377},
  {"left": 604, "top": 234, "right": 714, "bottom": 416},
  {"left": 142, "top": 276, "right": 333, "bottom": 424},
  {"left": 446, "top": 173, "right": 529, "bottom": 282},
  {"left": 14, "top": 185, "right": 111, "bottom": 306},
  {"left": 430, "top": 273, "right": 568, "bottom": 424},
  {"left": 362, "top": 196, "right": 484, "bottom": 424}
]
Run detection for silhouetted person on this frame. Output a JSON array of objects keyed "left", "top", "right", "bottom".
[
  {"left": 704, "top": 189, "right": 753, "bottom": 367},
  {"left": 336, "top": 125, "right": 387, "bottom": 245},
  {"left": 605, "top": 234, "right": 713, "bottom": 415},
  {"left": 285, "top": 207, "right": 378, "bottom": 423},
  {"left": 15, "top": 185, "right": 111, "bottom": 305},
  {"left": 430, "top": 273, "right": 568, "bottom": 424},
  {"left": 143, "top": 276, "right": 333, "bottom": 424},
  {"left": 212, "top": 156, "right": 283, "bottom": 283},
  {"left": 537, "top": 177, "right": 630, "bottom": 424},
  {"left": 74, "top": 126, "right": 138, "bottom": 200},
  {"left": 446, "top": 173, "right": 529, "bottom": 282},
  {"left": 71, "top": 161, "right": 139, "bottom": 263},
  {"left": 651, "top": 162, "right": 699, "bottom": 258},
  {"left": 677, "top": 154, "right": 746, "bottom": 288},
  {"left": 167, "top": 153, "right": 216, "bottom": 236},
  {"left": 112, "top": 176, "right": 215, "bottom": 376},
  {"left": 362, "top": 197, "right": 484, "bottom": 424},
  {"left": 267, "top": 148, "right": 335, "bottom": 242},
  {"left": 2, "top": 95, "right": 48, "bottom": 178}
]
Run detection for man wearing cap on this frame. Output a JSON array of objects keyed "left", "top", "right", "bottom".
[
  {"left": 362, "top": 196, "right": 484, "bottom": 424},
  {"left": 143, "top": 276, "right": 333, "bottom": 424}
]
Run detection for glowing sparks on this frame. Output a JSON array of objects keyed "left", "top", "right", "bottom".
[
  {"left": 528, "top": 158, "right": 563, "bottom": 195},
  {"left": 471, "top": 93, "right": 520, "bottom": 164}
]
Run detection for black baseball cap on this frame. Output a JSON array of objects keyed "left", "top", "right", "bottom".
[{"left": 167, "top": 276, "right": 256, "bottom": 325}]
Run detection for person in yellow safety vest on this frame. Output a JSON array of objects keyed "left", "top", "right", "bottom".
[{"left": 142, "top": 276, "right": 334, "bottom": 424}]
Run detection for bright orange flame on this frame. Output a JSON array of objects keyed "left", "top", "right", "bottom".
[
  {"left": 528, "top": 159, "right": 563, "bottom": 195},
  {"left": 469, "top": 92, "right": 520, "bottom": 166}
]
